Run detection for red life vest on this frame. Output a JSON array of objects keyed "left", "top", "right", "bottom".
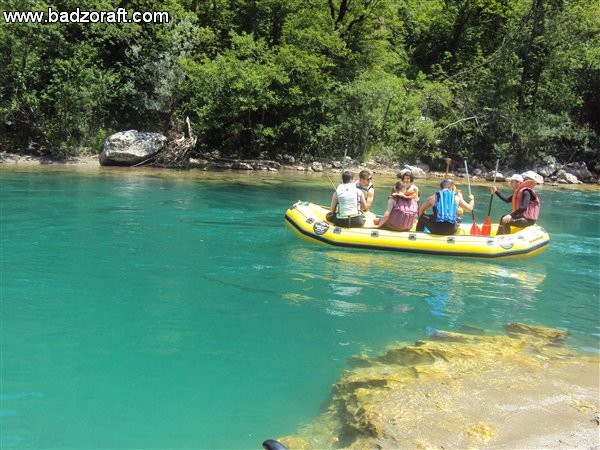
[{"left": 512, "top": 180, "right": 540, "bottom": 221}]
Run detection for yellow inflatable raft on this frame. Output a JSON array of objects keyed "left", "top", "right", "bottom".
[{"left": 285, "top": 201, "right": 549, "bottom": 258}]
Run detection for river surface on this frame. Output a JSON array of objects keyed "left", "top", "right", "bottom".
[{"left": 1, "top": 166, "right": 598, "bottom": 449}]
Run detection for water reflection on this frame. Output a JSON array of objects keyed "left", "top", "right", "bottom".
[
  {"left": 425, "top": 272, "right": 462, "bottom": 319},
  {"left": 286, "top": 246, "right": 548, "bottom": 326},
  {"left": 318, "top": 248, "right": 545, "bottom": 292}
]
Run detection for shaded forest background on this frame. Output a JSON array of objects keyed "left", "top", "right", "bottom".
[{"left": 1, "top": 0, "right": 599, "bottom": 170}]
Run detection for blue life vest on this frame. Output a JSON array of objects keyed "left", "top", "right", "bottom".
[{"left": 434, "top": 190, "right": 457, "bottom": 223}]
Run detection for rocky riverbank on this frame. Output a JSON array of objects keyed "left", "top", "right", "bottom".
[
  {"left": 2, "top": 151, "right": 598, "bottom": 187},
  {"left": 0, "top": 152, "right": 100, "bottom": 166}
]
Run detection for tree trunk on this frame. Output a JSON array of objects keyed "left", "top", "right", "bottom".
[{"left": 518, "top": 0, "right": 548, "bottom": 112}]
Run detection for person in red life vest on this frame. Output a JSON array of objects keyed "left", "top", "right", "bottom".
[
  {"left": 356, "top": 169, "right": 375, "bottom": 212},
  {"left": 491, "top": 174, "right": 540, "bottom": 235},
  {"left": 374, "top": 180, "right": 418, "bottom": 231},
  {"left": 326, "top": 171, "right": 367, "bottom": 227},
  {"left": 416, "top": 179, "right": 475, "bottom": 235}
]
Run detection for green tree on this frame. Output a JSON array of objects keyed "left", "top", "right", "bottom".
[{"left": 1, "top": 0, "right": 597, "bottom": 169}]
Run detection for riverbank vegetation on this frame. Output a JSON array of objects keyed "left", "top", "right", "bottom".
[{"left": 1, "top": 0, "right": 598, "bottom": 171}]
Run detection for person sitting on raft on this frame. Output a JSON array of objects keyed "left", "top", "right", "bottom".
[
  {"left": 374, "top": 181, "right": 418, "bottom": 231},
  {"left": 326, "top": 171, "right": 367, "bottom": 227},
  {"left": 415, "top": 179, "right": 475, "bottom": 235},
  {"left": 491, "top": 174, "right": 540, "bottom": 235},
  {"left": 398, "top": 170, "right": 420, "bottom": 203},
  {"left": 356, "top": 169, "right": 375, "bottom": 212}
]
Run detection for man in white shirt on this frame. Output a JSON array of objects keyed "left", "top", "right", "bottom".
[{"left": 326, "top": 171, "right": 367, "bottom": 227}]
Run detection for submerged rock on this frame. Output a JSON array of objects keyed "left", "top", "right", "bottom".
[
  {"left": 504, "top": 322, "right": 569, "bottom": 344},
  {"left": 277, "top": 324, "right": 599, "bottom": 450}
]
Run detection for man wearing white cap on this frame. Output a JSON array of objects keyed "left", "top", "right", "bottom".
[{"left": 490, "top": 173, "right": 540, "bottom": 235}]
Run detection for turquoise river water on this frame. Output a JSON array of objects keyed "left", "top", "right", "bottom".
[{"left": 1, "top": 166, "right": 599, "bottom": 449}]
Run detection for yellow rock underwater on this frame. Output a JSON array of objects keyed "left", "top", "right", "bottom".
[{"left": 278, "top": 324, "right": 599, "bottom": 449}]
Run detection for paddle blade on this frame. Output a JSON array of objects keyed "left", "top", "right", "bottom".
[
  {"left": 470, "top": 221, "right": 481, "bottom": 235},
  {"left": 481, "top": 217, "right": 492, "bottom": 236}
]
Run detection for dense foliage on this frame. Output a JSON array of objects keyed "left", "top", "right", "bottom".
[{"left": 1, "top": 0, "right": 598, "bottom": 169}]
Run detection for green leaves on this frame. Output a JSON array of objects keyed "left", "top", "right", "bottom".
[{"left": 0, "top": 0, "right": 597, "bottom": 168}]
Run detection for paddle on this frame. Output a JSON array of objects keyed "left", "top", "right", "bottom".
[
  {"left": 463, "top": 160, "right": 481, "bottom": 235},
  {"left": 325, "top": 171, "right": 337, "bottom": 190},
  {"left": 481, "top": 159, "right": 500, "bottom": 236},
  {"left": 444, "top": 158, "right": 451, "bottom": 180}
]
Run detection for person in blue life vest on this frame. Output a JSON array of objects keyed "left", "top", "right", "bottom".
[
  {"left": 326, "top": 171, "right": 367, "bottom": 227},
  {"left": 416, "top": 179, "right": 475, "bottom": 235},
  {"left": 447, "top": 179, "right": 465, "bottom": 222},
  {"left": 491, "top": 174, "right": 540, "bottom": 235},
  {"left": 356, "top": 169, "right": 375, "bottom": 211}
]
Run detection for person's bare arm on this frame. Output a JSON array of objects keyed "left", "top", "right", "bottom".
[
  {"left": 377, "top": 197, "right": 395, "bottom": 228},
  {"left": 364, "top": 188, "right": 374, "bottom": 211},
  {"left": 330, "top": 192, "right": 338, "bottom": 213},
  {"left": 418, "top": 195, "right": 434, "bottom": 216},
  {"left": 458, "top": 194, "right": 475, "bottom": 212},
  {"left": 359, "top": 191, "right": 368, "bottom": 211}
]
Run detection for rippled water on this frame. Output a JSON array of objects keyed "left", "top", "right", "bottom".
[{"left": 1, "top": 167, "right": 598, "bottom": 448}]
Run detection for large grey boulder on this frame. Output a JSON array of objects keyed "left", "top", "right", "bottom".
[
  {"left": 485, "top": 170, "right": 505, "bottom": 182},
  {"left": 398, "top": 165, "right": 427, "bottom": 179},
  {"left": 556, "top": 169, "right": 581, "bottom": 184},
  {"left": 100, "top": 130, "right": 167, "bottom": 166},
  {"left": 563, "top": 162, "right": 593, "bottom": 181},
  {"left": 532, "top": 156, "right": 557, "bottom": 178},
  {"left": 522, "top": 170, "right": 544, "bottom": 184},
  {"left": 533, "top": 162, "right": 558, "bottom": 178},
  {"left": 311, "top": 161, "right": 324, "bottom": 172}
]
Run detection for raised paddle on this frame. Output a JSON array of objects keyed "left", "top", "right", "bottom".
[
  {"left": 481, "top": 159, "right": 500, "bottom": 236},
  {"left": 463, "top": 160, "right": 481, "bottom": 235}
]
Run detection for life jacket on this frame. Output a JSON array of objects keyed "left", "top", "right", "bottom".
[
  {"left": 405, "top": 184, "right": 419, "bottom": 201},
  {"left": 356, "top": 181, "right": 373, "bottom": 198},
  {"left": 387, "top": 196, "right": 418, "bottom": 230},
  {"left": 512, "top": 180, "right": 540, "bottom": 221},
  {"left": 336, "top": 183, "right": 361, "bottom": 218},
  {"left": 434, "top": 189, "right": 457, "bottom": 223}
]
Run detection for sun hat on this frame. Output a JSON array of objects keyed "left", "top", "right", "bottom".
[
  {"left": 507, "top": 174, "right": 523, "bottom": 183},
  {"left": 522, "top": 171, "right": 540, "bottom": 183}
]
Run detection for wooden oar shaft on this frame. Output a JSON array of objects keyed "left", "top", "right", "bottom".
[
  {"left": 464, "top": 160, "right": 478, "bottom": 223},
  {"left": 486, "top": 159, "right": 500, "bottom": 216},
  {"left": 464, "top": 160, "right": 472, "bottom": 196},
  {"left": 325, "top": 171, "right": 337, "bottom": 190}
]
